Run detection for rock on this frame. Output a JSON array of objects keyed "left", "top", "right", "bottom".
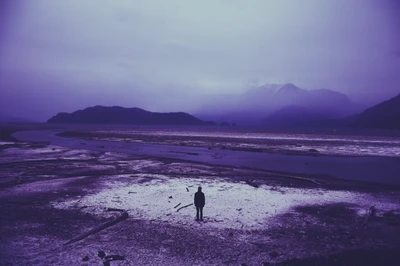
[
  {"left": 169, "top": 196, "right": 173, "bottom": 199},
  {"left": 269, "top": 251, "right": 279, "bottom": 258},
  {"left": 98, "top": 251, "right": 106, "bottom": 258},
  {"left": 82, "top": 256, "right": 89, "bottom": 261},
  {"left": 186, "top": 187, "right": 189, "bottom": 192},
  {"left": 309, "top": 149, "right": 319, "bottom": 153}
]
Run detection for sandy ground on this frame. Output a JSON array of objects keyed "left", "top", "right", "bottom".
[{"left": 1, "top": 126, "right": 400, "bottom": 265}]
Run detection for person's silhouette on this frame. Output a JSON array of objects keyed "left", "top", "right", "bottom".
[{"left": 194, "top": 186, "right": 205, "bottom": 221}]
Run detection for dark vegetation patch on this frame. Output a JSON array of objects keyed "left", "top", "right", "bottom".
[
  {"left": 275, "top": 246, "right": 400, "bottom": 266},
  {"left": 0, "top": 203, "right": 103, "bottom": 240},
  {"left": 294, "top": 203, "right": 358, "bottom": 224}
]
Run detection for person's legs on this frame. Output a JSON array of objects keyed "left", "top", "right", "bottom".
[
  {"left": 200, "top": 207, "right": 203, "bottom": 220},
  {"left": 196, "top": 207, "right": 200, "bottom": 220}
]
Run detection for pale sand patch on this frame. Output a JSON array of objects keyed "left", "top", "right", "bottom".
[{"left": 52, "top": 176, "right": 400, "bottom": 230}]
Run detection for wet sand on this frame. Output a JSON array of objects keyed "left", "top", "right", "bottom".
[{"left": 1, "top": 127, "right": 400, "bottom": 265}]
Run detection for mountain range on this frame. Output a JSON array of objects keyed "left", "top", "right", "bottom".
[
  {"left": 195, "top": 83, "right": 360, "bottom": 125},
  {"left": 45, "top": 85, "right": 400, "bottom": 129},
  {"left": 47, "top": 106, "right": 215, "bottom": 125}
]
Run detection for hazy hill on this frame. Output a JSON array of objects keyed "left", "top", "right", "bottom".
[
  {"left": 264, "top": 105, "right": 342, "bottom": 128},
  {"left": 47, "top": 106, "right": 215, "bottom": 125},
  {"left": 195, "top": 83, "right": 359, "bottom": 125},
  {"left": 351, "top": 93, "right": 400, "bottom": 129},
  {"left": 243, "top": 83, "right": 355, "bottom": 115}
]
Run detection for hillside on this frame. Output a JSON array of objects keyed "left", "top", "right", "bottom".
[
  {"left": 264, "top": 105, "right": 342, "bottom": 128},
  {"left": 352, "top": 93, "right": 400, "bottom": 129},
  {"left": 47, "top": 106, "right": 215, "bottom": 125}
]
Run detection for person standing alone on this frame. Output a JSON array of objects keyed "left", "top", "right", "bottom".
[{"left": 194, "top": 186, "right": 205, "bottom": 221}]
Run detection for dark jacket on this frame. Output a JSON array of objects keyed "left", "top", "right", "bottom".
[{"left": 194, "top": 192, "right": 205, "bottom": 207}]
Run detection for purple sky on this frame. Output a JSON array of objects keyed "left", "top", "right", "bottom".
[{"left": 1, "top": 0, "right": 400, "bottom": 121}]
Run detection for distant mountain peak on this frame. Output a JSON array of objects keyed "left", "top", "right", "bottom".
[
  {"left": 274, "top": 83, "right": 303, "bottom": 94},
  {"left": 245, "top": 83, "right": 305, "bottom": 95}
]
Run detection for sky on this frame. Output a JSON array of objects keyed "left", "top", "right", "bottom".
[{"left": 1, "top": 0, "right": 400, "bottom": 121}]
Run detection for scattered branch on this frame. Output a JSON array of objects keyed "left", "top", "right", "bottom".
[
  {"left": 176, "top": 203, "right": 193, "bottom": 212},
  {"left": 64, "top": 211, "right": 128, "bottom": 245},
  {"left": 107, "top": 208, "right": 124, "bottom": 212}
]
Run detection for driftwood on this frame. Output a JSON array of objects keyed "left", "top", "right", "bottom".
[
  {"left": 174, "top": 203, "right": 181, "bottom": 209},
  {"left": 64, "top": 211, "right": 128, "bottom": 245},
  {"left": 176, "top": 203, "right": 193, "bottom": 212},
  {"left": 107, "top": 208, "right": 124, "bottom": 212}
]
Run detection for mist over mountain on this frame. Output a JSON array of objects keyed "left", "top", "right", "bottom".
[
  {"left": 0, "top": 114, "right": 32, "bottom": 123},
  {"left": 263, "top": 106, "right": 343, "bottom": 128},
  {"left": 47, "top": 106, "right": 215, "bottom": 126},
  {"left": 351, "top": 93, "right": 400, "bottom": 129},
  {"left": 194, "top": 83, "right": 360, "bottom": 125}
]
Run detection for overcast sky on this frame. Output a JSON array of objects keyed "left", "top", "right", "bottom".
[{"left": 1, "top": 0, "right": 400, "bottom": 121}]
